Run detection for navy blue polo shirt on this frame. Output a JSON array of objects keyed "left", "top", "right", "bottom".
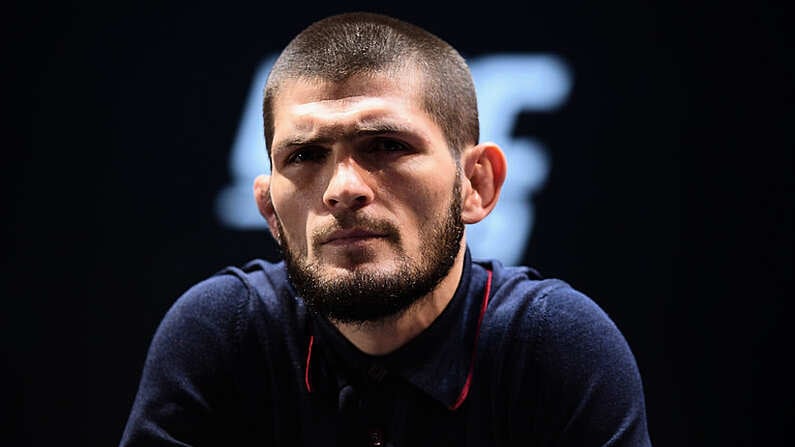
[{"left": 120, "top": 248, "right": 652, "bottom": 446}]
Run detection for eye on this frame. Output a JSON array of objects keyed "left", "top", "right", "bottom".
[
  {"left": 369, "top": 138, "right": 409, "bottom": 153},
  {"left": 285, "top": 146, "right": 328, "bottom": 165}
]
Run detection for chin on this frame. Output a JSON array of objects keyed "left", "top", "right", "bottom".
[
  {"left": 317, "top": 244, "right": 405, "bottom": 271},
  {"left": 322, "top": 258, "right": 402, "bottom": 278}
]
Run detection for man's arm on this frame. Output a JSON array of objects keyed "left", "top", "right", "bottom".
[
  {"left": 488, "top": 278, "right": 652, "bottom": 446},
  {"left": 119, "top": 275, "right": 247, "bottom": 447},
  {"left": 533, "top": 285, "right": 652, "bottom": 446}
]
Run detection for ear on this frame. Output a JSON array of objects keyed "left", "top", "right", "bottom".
[
  {"left": 253, "top": 174, "right": 281, "bottom": 243},
  {"left": 460, "top": 142, "right": 507, "bottom": 224}
]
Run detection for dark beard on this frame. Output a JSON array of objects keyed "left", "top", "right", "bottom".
[{"left": 277, "top": 180, "right": 464, "bottom": 325}]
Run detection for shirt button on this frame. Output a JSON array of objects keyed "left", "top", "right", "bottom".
[{"left": 367, "top": 427, "right": 384, "bottom": 446}]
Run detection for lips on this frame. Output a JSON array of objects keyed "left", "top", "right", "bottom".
[{"left": 322, "top": 228, "right": 387, "bottom": 245}]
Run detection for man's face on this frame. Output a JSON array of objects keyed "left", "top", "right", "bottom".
[{"left": 266, "top": 69, "right": 465, "bottom": 323}]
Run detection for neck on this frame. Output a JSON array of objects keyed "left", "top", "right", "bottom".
[{"left": 334, "top": 243, "right": 466, "bottom": 355}]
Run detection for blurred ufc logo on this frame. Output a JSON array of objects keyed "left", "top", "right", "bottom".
[{"left": 215, "top": 53, "right": 572, "bottom": 265}]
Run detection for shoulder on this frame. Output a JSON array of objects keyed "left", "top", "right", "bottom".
[
  {"left": 182, "top": 258, "right": 290, "bottom": 304},
  {"left": 160, "top": 258, "right": 296, "bottom": 341},
  {"left": 476, "top": 258, "right": 633, "bottom": 365},
  {"left": 476, "top": 258, "right": 583, "bottom": 330},
  {"left": 473, "top": 259, "right": 651, "bottom": 444}
]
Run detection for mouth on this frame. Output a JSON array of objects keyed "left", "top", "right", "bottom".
[{"left": 322, "top": 228, "right": 388, "bottom": 246}]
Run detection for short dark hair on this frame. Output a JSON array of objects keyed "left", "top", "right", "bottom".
[{"left": 262, "top": 12, "right": 479, "bottom": 160}]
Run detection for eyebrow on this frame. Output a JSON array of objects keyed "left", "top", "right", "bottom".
[{"left": 273, "top": 121, "right": 423, "bottom": 154}]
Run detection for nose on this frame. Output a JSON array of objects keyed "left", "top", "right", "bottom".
[{"left": 322, "top": 159, "right": 374, "bottom": 211}]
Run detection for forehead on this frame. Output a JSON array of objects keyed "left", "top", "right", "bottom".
[
  {"left": 270, "top": 70, "right": 436, "bottom": 142},
  {"left": 275, "top": 66, "right": 424, "bottom": 107}
]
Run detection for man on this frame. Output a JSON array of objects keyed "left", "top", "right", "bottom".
[{"left": 120, "top": 12, "right": 652, "bottom": 446}]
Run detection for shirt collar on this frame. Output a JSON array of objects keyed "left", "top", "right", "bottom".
[{"left": 305, "top": 248, "right": 493, "bottom": 410}]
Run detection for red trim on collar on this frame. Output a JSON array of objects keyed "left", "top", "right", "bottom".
[
  {"left": 449, "top": 268, "right": 492, "bottom": 410},
  {"left": 305, "top": 334, "right": 314, "bottom": 392},
  {"left": 303, "top": 268, "right": 494, "bottom": 404}
]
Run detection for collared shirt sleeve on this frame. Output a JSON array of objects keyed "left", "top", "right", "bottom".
[
  {"left": 118, "top": 274, "right": 248, "bottom": 447},
  {"left": 496, "top": 279, "right": 652, "bottom": 446},
  {"left": 541, "top": 285, "right": 650, "bottom": 445}
]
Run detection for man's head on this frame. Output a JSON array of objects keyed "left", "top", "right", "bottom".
[
  {"left": 262, "top": 12, "right": 479, "bottom": 160},
  {"left": 254, "top": 12, "right": 507, "bottom": 325}
]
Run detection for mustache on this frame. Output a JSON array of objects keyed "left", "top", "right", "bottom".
[{"left": 311, "top": 214, "right": 401, "bottom": 247}]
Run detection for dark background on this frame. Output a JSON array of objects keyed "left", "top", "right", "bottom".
[{"left": 3, "top": 1, "right": 791, "bottom": 445}]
